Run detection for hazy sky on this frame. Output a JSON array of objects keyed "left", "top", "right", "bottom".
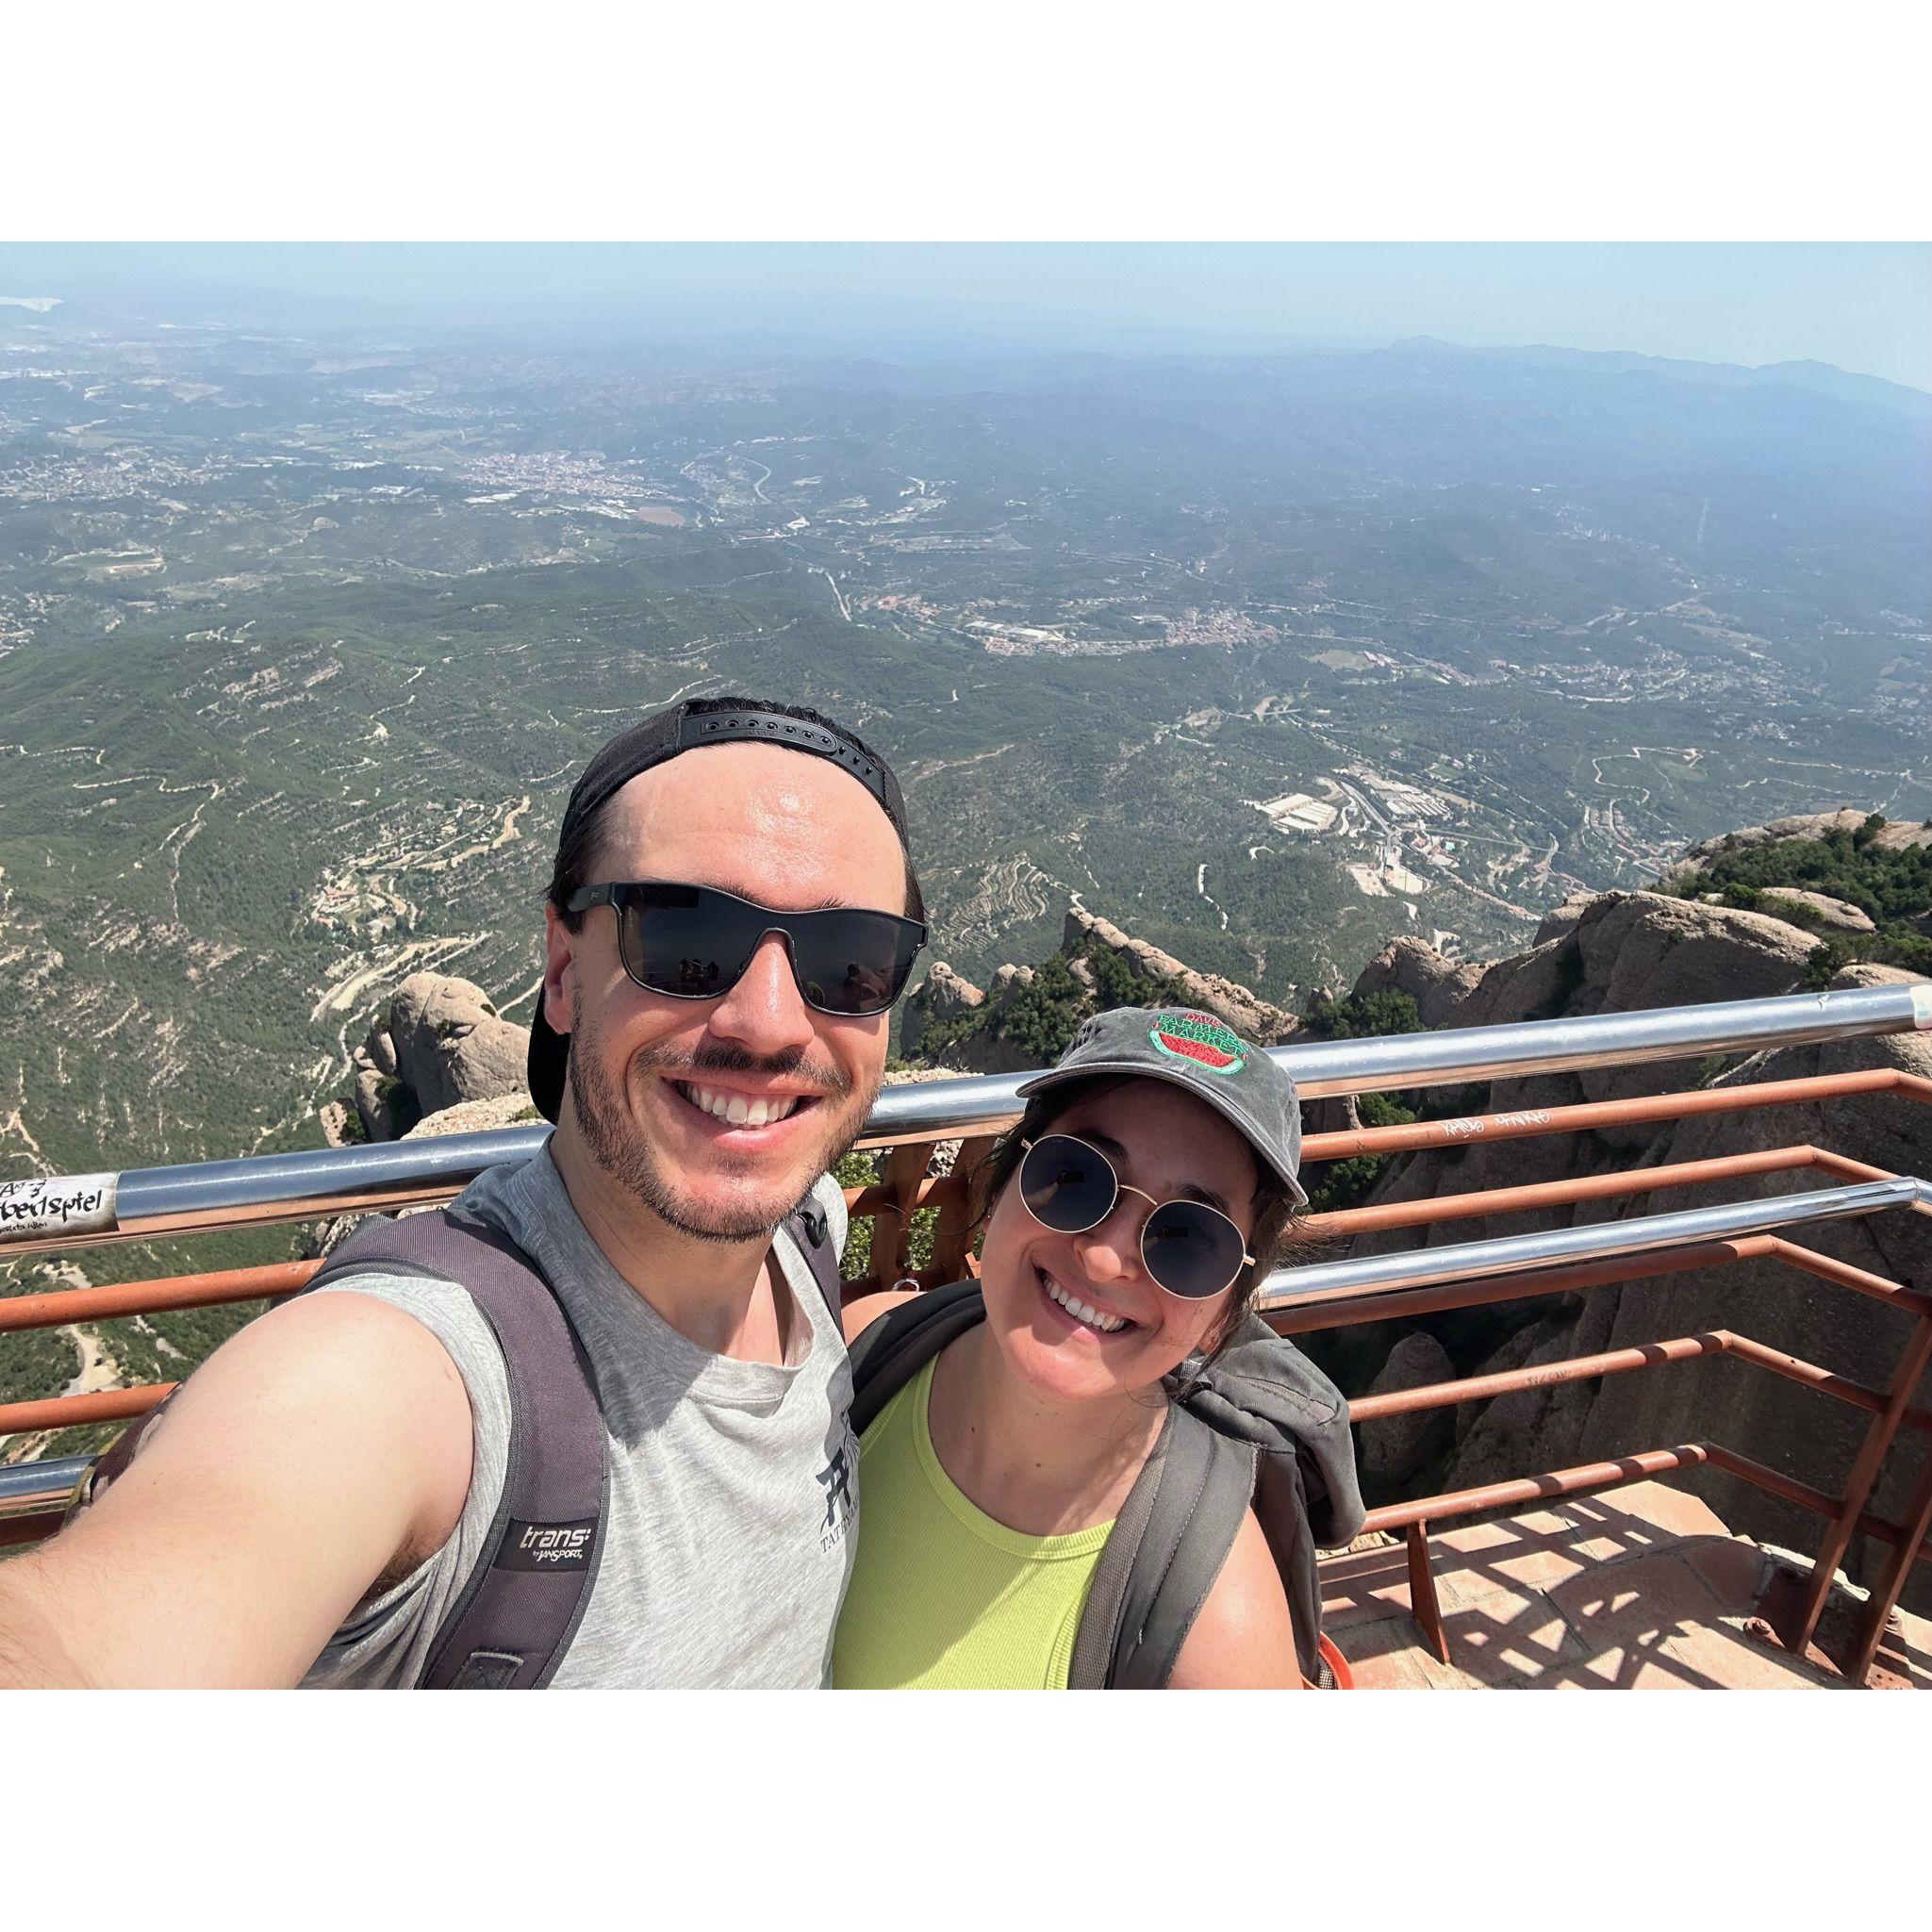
[{"left": 5, "top": 241, "right": 1927, "bottom": 390}]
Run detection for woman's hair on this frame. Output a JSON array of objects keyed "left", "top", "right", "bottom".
[{"left": 966, "top": 1072, "right": 1314, "bottom": 1369}]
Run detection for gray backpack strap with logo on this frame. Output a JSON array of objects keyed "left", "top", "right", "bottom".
[
  {"left": 306, "top": 1209, "right": 608, "bottom": 1690},
  {"left": 74, "top": 1193, "right": 843, "bottom": 1689},
  {"left": 846, "top": 1285, "right": 1363, "bottom": 1688}
]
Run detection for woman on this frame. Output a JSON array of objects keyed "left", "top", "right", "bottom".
[{"left": 833, "top": 1004, "right": 1330, "bottom": 1690}]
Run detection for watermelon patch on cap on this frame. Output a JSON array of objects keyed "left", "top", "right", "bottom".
[{"left": 1149, "top": 1011, "right": 1247, "bottom": 1074}]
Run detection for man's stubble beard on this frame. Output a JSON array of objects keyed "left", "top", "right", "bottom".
[{"left": 566, "top": 989, "right": 878, "bottom": 1243}]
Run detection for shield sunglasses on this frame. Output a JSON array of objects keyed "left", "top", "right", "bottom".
[
  {"left": 1017, "top": 1133, "right": 1257, "bottom": 1300},
  {"left": 567, "top": 880, "right": 926, "bottom": 1019}
]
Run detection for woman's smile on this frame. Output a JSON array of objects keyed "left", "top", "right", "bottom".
[{"left": 1032, "top": 1261, "right": 1141, "bottom": 1336}]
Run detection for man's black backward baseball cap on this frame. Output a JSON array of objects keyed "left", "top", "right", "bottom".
[{"left": 527, "top": 698, "right": 916, "bottom": 1123}]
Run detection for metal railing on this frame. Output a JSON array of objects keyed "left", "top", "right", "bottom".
[
  {"left": 4, "top": 982, "right": 1926, "bottom": 1263},
  {"left": 3, "top": 981, "right": 1930, "bottom": 1679},
  {"left": 1266, "top": 1176, "right": 1932, "bottom": 1305}
]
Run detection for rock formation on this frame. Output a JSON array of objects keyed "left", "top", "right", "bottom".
[
  {"left": 898, "top": 963, "right": 1045, "bottom": 1076},
  {"left": 1063, "top": 905, "right": 1296, "bottom": 1042},
  {"left": 897, "top": 961, "right": 985, "bottom": 1060},
  {"left": 1758, "top": 887, "right": 1876, "bottom": 933},
  {"left": 346, "top": 973, "right": 531, "bottom": 1141},
  {"left": 1356, "top": 1331, "right": 1457, "bottom": 1488},
  {"left": 1671, "top": 808, "right": 1932, "bottom": 876},
  {"left": 900, "top": 900, "right": 1299, "bottom": 1080},
  {"left": 1337, "top": 932, "right": 1486, "bottom": 1032},
  {"left": 1348, "top": 892, "right": 1818, "bottom": 1148}
]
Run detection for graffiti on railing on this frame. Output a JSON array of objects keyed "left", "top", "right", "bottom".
[
  {"left": 0, "top": 1173, "right": 118, "bottom": 1240},
  {"left": 1439, "top": 1109, "right": 1553, "bottom": 1140}
]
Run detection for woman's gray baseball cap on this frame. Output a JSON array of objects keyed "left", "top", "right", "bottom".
[{"left": 1015, "top": 1005, "right": 1309, "bottom": 1206}]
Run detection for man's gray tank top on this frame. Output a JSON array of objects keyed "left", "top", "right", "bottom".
[{"left": 300, "top": 1150, "right": 858, "bottom": 1689}]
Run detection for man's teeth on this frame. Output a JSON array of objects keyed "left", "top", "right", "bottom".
[
  {"left": 682, "top": 1083, "right": 801, "bottom": 1128},
  {"left": 1044, "top": 1278, "right": 1129, "bottom": 1333}
]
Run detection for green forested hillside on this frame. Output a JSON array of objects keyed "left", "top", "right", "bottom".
[{"left": 1665, "top": 817, "right": 1932, "bottom": 983}]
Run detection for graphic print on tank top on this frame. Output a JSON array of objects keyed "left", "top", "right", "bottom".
[{"left": 817, "top": 1420, "right": 861, "bottom": 1552}]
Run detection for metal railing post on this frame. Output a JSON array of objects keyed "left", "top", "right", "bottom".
[
  {"left": 1405, "top": 1522, "right": 1450, "bottom": 1666},
  {"left": 928, "top": 1136, "right": 997, "bottom": 1285},
  {"left": 1785, "top": 1309, "right": 1932, "bottom": 1667},
  {"left": 874, "top": 1142, "right": 931, "bottom": 1292},
  {"left": 1849, "top": 1447, "right": 1932, "bottom": 1683}
]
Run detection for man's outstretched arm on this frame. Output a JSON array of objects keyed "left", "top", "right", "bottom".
[{"left": 0, "top": 1291, "right": 474, "bottom": 1689}]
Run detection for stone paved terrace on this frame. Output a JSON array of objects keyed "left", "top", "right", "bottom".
[{"left": 1319, "top": 1480, "right": 1932, "bottom": 1690}]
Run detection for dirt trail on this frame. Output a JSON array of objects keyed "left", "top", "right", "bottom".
[
  {"left": 0, "top": 1091, "right": 53, "bottom": 1175},
  {"left": 1196, "top": 863, "right": 1230, "bottom": 931},
  {"left": 59, "top": 1324, "right": 123, "bottom": 1398},
  {"left": 418, "top": 794, "right": 535, "bottom": 874},
  {"left": 157, "top": 777, "right": 225, "bottom": 921},
  {"left": 954, "top": 854, "right": 1058, "bottom": 947},
  {"left": 311, "top": 932, "right": 489, "bottom": 1024},
  {"left": 0, "top": 1258, "right": 120, "bottom": 1464}
]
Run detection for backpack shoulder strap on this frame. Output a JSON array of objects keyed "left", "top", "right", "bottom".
[
  {"left": 67, "top": 1208, "right": 608, "bottom": 1690},
  {"left": 847, "top": 1280, "right": 986, "bottom": 1437},
  {"left": 68, "top": 1395, "right": 161, "bottom": 1516},
  {"left": 779, "top": 1196, "right": 842, "bottom": 1324},
  {"left": 1249, "top": 1442, "right": 1327, "bottom": 1686},
  {"left": 1068, "top": 1403, "right": 1258, "bottom": 1691},
  {"left": 310, "top": 1209, "right": 608, "bottom": 1690}
]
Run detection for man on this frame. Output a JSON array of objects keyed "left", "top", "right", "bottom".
[{"left": 0, "top": 696, "right": 925, "bottom": 1687}]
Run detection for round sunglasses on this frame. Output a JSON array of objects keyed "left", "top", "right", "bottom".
[
  {"left": 568, "top": 880, "right": 926, "bottom": 1019},
  {"left": 1017, "top": 1133, "right": 1257, "bottom": 1301}
]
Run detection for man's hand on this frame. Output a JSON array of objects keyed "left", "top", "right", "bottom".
[{"left": 0, "top": 1291, "right": 474, "bottom": 1688}]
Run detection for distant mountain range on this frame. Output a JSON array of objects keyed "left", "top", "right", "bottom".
[{"left": 1384, "top": 337, "right": 1932, "bottom": 417}]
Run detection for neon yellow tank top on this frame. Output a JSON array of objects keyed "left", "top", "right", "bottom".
[{"left": 832, "top": 1356, "right": 1114, "bottom": 1689}]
